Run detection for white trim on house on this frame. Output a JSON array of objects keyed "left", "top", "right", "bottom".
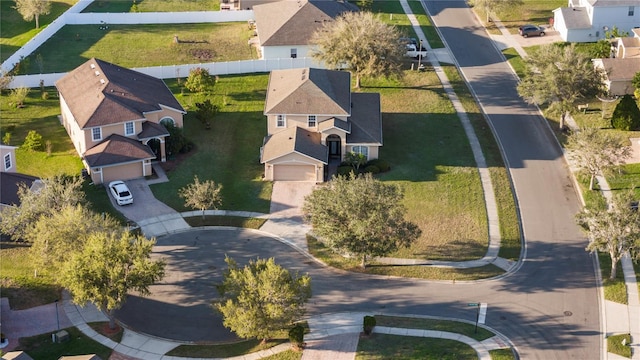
[
  {"left": 125, "top": 121, "right": 135, "bottom": 136},
  {"left": 91, "top": 127, "right": 102, "bottom": 141},
  {"left": 4, "top": 152, "right": 12, "bottom": 171},
  {"left": 276, "top": 114, "right": 286, "bottom": 128}
]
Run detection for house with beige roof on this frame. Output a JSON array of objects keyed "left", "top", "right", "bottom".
[
  {"left": 55, "top": 58, "right": 186, "bottom": 185},
  {"left": 592, "top": 29, "right": 640, "bottom": 96},
  {"left": 252, "top": 0, "right": 358, "bottom": 60},
  {"left": 260, "top": 67, "right": 382, "bottom": 182}
]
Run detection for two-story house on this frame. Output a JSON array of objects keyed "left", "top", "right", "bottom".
[
  {"left": 55, "top": 58, "right": 186, "bottom": 185},
  {"left": 260, "top": 67, "right": 382, "bottom": 182},
  {"left": 553, "top": 0, "right": 640, "bottom": 43},
  {"left": 592, "top": 28, "right": 640, "bottom": 95},
  {"left": 252, "top": 0, "right": 358, "bottom": 60}
]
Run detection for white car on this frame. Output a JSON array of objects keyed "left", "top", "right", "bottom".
[{"left": 109, "top": 181, "right": 133, "bottom": 206}]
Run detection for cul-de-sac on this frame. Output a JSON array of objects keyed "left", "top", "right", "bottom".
[{"left": 1, "top": 0, "right": 640, "bottom": 359}]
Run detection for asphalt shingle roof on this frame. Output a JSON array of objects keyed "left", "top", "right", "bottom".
[
  {"left": 261, "top": 126, "right": 328, "bottom": 163},
  {"left": 600, "top": 58, "right": 640, "bottom": 81},
  {"left": 556, "top": 7, "right": 592, "bottom": 29},
  {"left": 347, "top": 92, "right": 382, "bottom": 145},
  {"left": 253, "top": 0, "right": 358, "bottom": 46},
  {"left": 55, "top": 58, "right": 185, "bottom": 129},
  {"left": 0, "top": 172, "right": 39, "bottom": 206},
  {"left": 84, "top": 134, "right": 155, "bottom": 167},
  {"left": 265, "top": 68, "right": 351, "bottom": 115}
]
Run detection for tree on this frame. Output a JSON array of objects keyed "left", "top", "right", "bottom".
[
  {"left": 344, "top": 151, "right": 367, "bottom": 171},
  {"left": 611, "top": 94, "right": 640, "bottom": 131},
  {"left": 471, "top": 0, "right": 523, "bottom": 22},
  {"left": 60, "top": 231, "right": 165, "bottom": 329},
  {"left": 517, "top": 44, "right": 605, "bottom": 129},
  {"left": 179, "top": 175, "right": 223, "bottom": 219},
  {"left": 27, "top": 205, "right": 121, "bottom": 277},
  {"left": 215, "top": 256, "right": 311, "bottom": 343},
  {"left": 577, "top": 194, "right": 640, "bottom": 280},
  {"left": 566, "top": 127, "right": 631, "bottom": 190},
  {"left": 303, "top": 173, "right": 421, "bottom": 268},
  {"left": 605, "top": 26, "right": 629, "bottom": 39},
  {"left": 184, "top": 67, "right": 216, "bottom": 93},
  {"left": 21, "top": 130, "right": 43, "bottom": 151},
  {"left": 13, "top": 0, "right": 51, "bottom": 29},
  {"left": 0, "top": 175, "right": 86, "bottom": 241},
  {"left": 311, "top": 11, "right": 404, "bottom": 89},
  {"left": 195, "top": 99, "right": 219, "bottom": 129},
  {"left": 9, "top": 87, "right": 29, "bottom": 108}
]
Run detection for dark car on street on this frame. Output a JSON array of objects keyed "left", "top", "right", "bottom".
[{"left": 519, "top": 24, "right": 545, "bottom": 38}]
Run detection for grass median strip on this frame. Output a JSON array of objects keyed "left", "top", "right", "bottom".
[
  {"left": 357, "top": 334, "right": 477, "bottom": 359},
  {"left": 184, "top": 216, "right": 266, "bottom": 229}
]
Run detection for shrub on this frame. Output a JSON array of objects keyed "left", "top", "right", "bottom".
[
  {"left": 363, "top": 315, "right": 376, "bottom": 335},
  {"left": 611, "top": 95, "right": 640, "bottom": 131},
  {"left": 363, "top": 165, "right": 380, "bottom": 174},
  {"left": 337, "top": 165, "right": 354, "bottom": 176},
  {"left": 367, "top": 159, "right": 390, "bottom": 172},
  {"left": 184, "top": 67, "right": 216, "bottom": 93},
  {"left": 288, "top": 324, "right": 305, "bottom": 350},
  {"left": 9, "top": 87, "right": 29, "bottom": 108},
  {"left": 344, "top": 151, "right": 367, "bottom": 170},
  {"left": 163, "top": 122, "right": 193, "bottom": 156},
  {"left": 21, "top": 130, "right": 44, "bottom": 151}
]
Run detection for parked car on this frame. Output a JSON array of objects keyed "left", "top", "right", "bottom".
[
  {"left": 519, "top": 25, "right": 545, "bottom": 38},
  {"left": 109, "top": 180, "right": 133, "bottom": 206}
]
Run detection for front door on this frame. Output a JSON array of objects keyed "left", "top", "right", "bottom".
[{"left": 327, "top": 135, "right": 341, "bottom": 159}]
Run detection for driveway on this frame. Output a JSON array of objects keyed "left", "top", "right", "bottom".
[
  {"left": 107, "top": 179, "right": 177, "bottom": 223},
  {"left": 268, "top": 181, "right": 317, "bottom": 221}
]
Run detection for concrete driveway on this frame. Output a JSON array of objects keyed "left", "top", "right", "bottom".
[
  {"left": 107, "top": 179, "right": 178, "bottom": 223},
  {"left": 268, "top": 181, "right": 317, "bottom": 221}
]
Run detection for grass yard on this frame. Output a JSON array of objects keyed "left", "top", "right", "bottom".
[
  {"left": 356, "top": 333, "right": 478, "bottom": 359},
  {"left": 472, "top": 0, "right": 565, "bottom": 35},
  {"left": 83, "top": 0, "right": 220, "bottom": 12},
  {"left": 17, "top": 326, "right": 113, "bottom": 360},
  {"left": 371, "top": 0, "right": 444, "bottom": 49},
  {"left": 363, "top": 70, "right": 489, "bottom": 261},
  {"left": 0, "top": 0, "right": 77, "bottom": 63},
  {"left": 0, "top": 242, "right": 61, "bottom": 309},
  {"left": 608, "top": 333, "right": 632, "bottom": 358},
  {"left": 375, "top": 315, "right": 495, "bottom": 341},
  {"left": 167, "top": 337, "right": 288, "bottom": 358},
  {"left": 17, "top": 22, "right": 257, "bottom": 74},
  {"left": 150, "top": 74, "right": 272, "bottom": 213},
  {"left": 490, "top": 349, "right": 517, "bottom": 360},
  {"left": 598, "top": 251, "right": 628, "bottom": 304}
]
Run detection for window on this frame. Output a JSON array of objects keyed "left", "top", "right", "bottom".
[
  {"left": 276, "top": 115, "right": 286, "bottom": 127},
  {"left": 4, "top": 153, "right": 11, "bottom": 171},
  {"left": 92, "top": 127, "right": 102, "bottom": 141},
  {"left": 291, "top": 48, "right": 297, "bottom": 59},
  {"left": 629, "top": 6, "right": 635, "bottom": 16},
  {"left": 125, "top": 121, "right": 135, "bottom": 136},
  {"left": 351, "top": 146, "right": 369, "bottom": 159},
  {"left": 160, "top": 117, "right": 175, "bottom": 127},
  {"left": 308, "top": 115, "right": 316, "bottom": 127}
]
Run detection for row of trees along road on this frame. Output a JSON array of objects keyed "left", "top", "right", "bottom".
[{"left": 0, "top": 176, "right": 166, "bottom": 329}]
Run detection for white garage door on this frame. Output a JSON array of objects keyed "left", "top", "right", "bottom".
[{"left": 273, "top": 165, "right": 315, "bottom": 181}]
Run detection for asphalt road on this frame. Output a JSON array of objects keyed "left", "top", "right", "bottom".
[
  {"left": 116, "top": 3, "right": 600, "bottom": 358},
  {"left": 422, "top": 1, "right": 601, "bottom": 358}
]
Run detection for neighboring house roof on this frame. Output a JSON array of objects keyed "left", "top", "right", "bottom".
[
  {"left": 253, "top": 0, "right": 358, "bottom": 46},
  {"left": 84, "top": 134, "right": 155, "bottom": 168},
  {"left": 261, "top": 126, "right": 328, "bottom": 163},
  {"left": 347, "top": 93, "right": 382, "bottom": 145},
  {"left": 138, "top": 121, "right": 170, "bottom": 140},
  {"left": 587, "top": 0, "right": 640, "bottom": 6},
  {"left": 620, "top": 37, "right": 640, "bottom": 49},
  {"left": 555, "top": 7, "right": 591, "bottom": 29},
  {"left": 0, "top": 172, "right": 40, "bottom": 207},
  {"left": 58, "top": 355, "right": 101, "bottom": 360},
  {"left": 55, "top": 58, "right": 185, "bottom": 129},
  {"left": 265, "top": 68, "right": 351, "bottom": 115},
  {"left": 598, "top": 58, "right": 640, "bottom": 81},
  {"left": 1, "top": 351, "right": 35, "bottom": 360}
]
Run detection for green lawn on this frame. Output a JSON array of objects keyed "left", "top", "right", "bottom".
[
  {"left": 0, "top": 0, "right": 77, "bottom": 63},
  {"left": 83, "top": 0, "right": 220, "bottom": 12},
  {"left": 17, "top": 22, "right": 257, "bottom": 74},
  {"left": 608, "top": 333, "right": 632, "bottom": 358},
  {"left": 356, "top": 333, "right": 478, "bottom": 359},
  {"left": 598, "top": 251, "right": 628, "bottom": 304},
  {"left": 150, "top": 74, "right": 273, "bottom": 213},
  {"left": 168, "top": 337, "right": 288, "bottom": 358},
  {"left": 375, "top": 315, "right": 495, "bottom": 341},
  {"left": 17, "top": 327, "right": 113, "bottom": 360},
  {"left": 473, "top": 0, "right": 565, "bottom": 35},
  {"left": 490, "top": 348, "right": 516, "bottom": 360}
]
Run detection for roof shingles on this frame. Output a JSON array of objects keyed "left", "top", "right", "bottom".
[{"left": 84, "top": 134, "right": 155, "bottom": 167}]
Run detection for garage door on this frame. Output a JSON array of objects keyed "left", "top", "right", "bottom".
[{"left": 273, "top": 165, "right": 315, "bottom": 181}]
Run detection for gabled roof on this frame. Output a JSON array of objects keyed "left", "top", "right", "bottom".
[
  {"left": 587, "top": 0, "right": 640, "bottom": 6},
  {"left": 261, "top": 126, "right": 328, "bottom": 164},
  {"left": 598, "top": 58, "right": 640, "bottom": 81},
  {"left": 554, "top": 7, "right": 591, "bottom": 29},
  {"left": 318, "top": 117, "right": 350, "bottom": 133},
  {"left": 265, "top": 68, "right": 351, "bottom": 115},
  {"left": 138, "top": 121, "right": 169, "bottom": 140},
  {"left": 84, "top": 134, "right": 155, "bottom": 167},
  {"left": 0, "top": 172, "right": 40, "bottom": 206},
  {"left": 347, "top": 92, "right": 382, "bottom": 145},
  {"left": 253, "top": 0, "right": 358, "bottom": 46},
  {"left": 55, "top": 58, "right": 185, "bottom": 129}
]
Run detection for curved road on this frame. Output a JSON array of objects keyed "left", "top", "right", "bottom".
[{"left": 118, "top": 3, "right": 600, "bottom": 359}]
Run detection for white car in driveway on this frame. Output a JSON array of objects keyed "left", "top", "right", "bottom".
[{"left": 109, "top": 181, "right": 133, "bottom": 206}]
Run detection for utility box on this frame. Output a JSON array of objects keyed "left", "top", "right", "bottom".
[{"left": 54, "top": 330, "right": 69, "bottom": 343}]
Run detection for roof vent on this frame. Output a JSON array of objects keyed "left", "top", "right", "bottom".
[
  {"left": 99, "top": 79, "right": 105, "bottom": 84},
  {"left": 95, "top": 71, "right": 100, "bottom": 76},
  {"left": 289, "top": 137, "right": 293, "bottom": 140},
  {"left": 90, "top": 64, "right": 95, "bottom": 69}
]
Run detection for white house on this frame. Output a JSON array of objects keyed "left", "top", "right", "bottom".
[{"left": 553, "top": 0, "right": 640, "bottom": 43}]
